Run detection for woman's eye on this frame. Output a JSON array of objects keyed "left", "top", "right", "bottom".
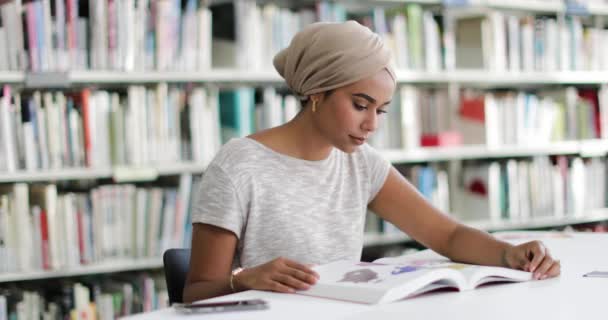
[
  {"left": 354, "top": 103, "right": 367, "bottom": 111},
  {"left": 376, "top": 109, "right": 388, "bottom": 115}
]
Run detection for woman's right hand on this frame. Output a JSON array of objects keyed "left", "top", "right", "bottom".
[{"left": 235, "top": 257, "right": 320, "bottom": 293}]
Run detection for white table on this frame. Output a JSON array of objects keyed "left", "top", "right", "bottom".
[{"left": 124, "top": 232, "right": 608, "bottom": 320}]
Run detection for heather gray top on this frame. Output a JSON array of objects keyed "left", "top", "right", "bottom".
[{"left": 191, "top": 137, "right": 391, "bottom": 268}]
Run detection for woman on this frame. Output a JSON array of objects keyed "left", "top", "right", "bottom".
[{"left": 183, "top": 21, "right": 560, "bottom": 303}]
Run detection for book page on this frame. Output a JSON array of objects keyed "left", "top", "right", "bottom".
[
  {"left": 374, "top": 254, "right": 532, "bottom": 290},
  {"left": 459, "top": 265, "right": 532, "bottom": 289},
  {"left": 300, "top": 260, "right": 463, "bottom": 304}
]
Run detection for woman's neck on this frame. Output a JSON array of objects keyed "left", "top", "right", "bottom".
[
  {"left": 282, "top": 112, "right": 334, "bottom": 161},
  {"left": 249, "top": 111, "right": 334, "bottom": 161}
]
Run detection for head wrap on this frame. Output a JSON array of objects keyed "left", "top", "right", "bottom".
[{"left": 273, "top": 20, "right": 396, "bottom": 100}]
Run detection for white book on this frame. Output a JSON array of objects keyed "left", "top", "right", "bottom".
[
  {"left": 63, "top": 194, "right": 80, "bottom": 267},
  {"left": 1, "top": 85, "right": 17, "bottom": 172},
  {"left": 0, "top": 195, "right": 11, "bottom": 272},
  {"left": 299, "top": 257, "right": 531, "bottom": 304},
  {"left": 31, "top": 206, "right": 43, "bottom": 270},
  {"left": 174, "top": 174, "right": 192, "bottom": 248},
  {"left": 1, "top": 184, "right": 34, "bottom": 271},
  {"left": 146, "top": 188, "right": 163, "bottom": 257},
  {"left": 0, "top": 27, "right": 8, "bottom": 70},
  {"left": 392, "top": 14, "right": 408, "bottom": 69},
  {"left": 484, "top": 93, "right": 500, "bottom": 148},
  {"left": 1, "top": 1, "right": 26, "bottom": 70},
  {"left": 506, "top": 159, "right": 520, "bottom": 220},
  {"left": 521, "top": 17, "right": 534, "bottom": 72},
  {"left": 507, "top": 15, "right": 520, "bottom": 72},
  {"left": 54, "top": 0, "right": 67, "bottom": 70},
  {"left": 423, "top": 11, "right": 441, "bottom": 72},
  {"left": 600, "top": 85, "right": 608, "bottom": 140},
  {"left": 488, "top": 11, "right": 506, "bottom": 72},
  {"left": 30, "top": 184, "right": 59, "bottom": 269},
  {"left": 41, "top": 0, "right": 54, "bottom": 70},
  {"left": 135, "top": 188, "right": 147, "bottom": 258},
  {"left": 399, "top": 86, "right": 420, "bottom": 150},
  {"left": 517, "top": 161, "right": 531, "bottom": 220},
  {"left": 0, "top": 295, "right": 6, "bottom": 320},
  {"left": 488, "top": 162, "right": 501, "bottom": 222},
  {"left": 197, "top": 5, "right": 212, "bottom": 70}
]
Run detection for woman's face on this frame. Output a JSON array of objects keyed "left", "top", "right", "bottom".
[{"left": 314, "top": 69, "right": 396, "bottom": 153}]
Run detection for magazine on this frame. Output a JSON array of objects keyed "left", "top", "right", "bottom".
[{"left": 297, "top": 256, "right": 532, "bottom": 304}]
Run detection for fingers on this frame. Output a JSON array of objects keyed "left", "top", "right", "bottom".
[
  {"left": 285, "top": 260, "right": 320, "bottom": 281},
  {"left": 256, "top": 257, "right": 320, "bottom": 294},
  {"left": 543, "top": 260, "right": 561, "bottom": 279},
  {"left": 272, "top": 273, "right": 313, "bottom": 291},
  {"left": 534, "top": 256, "right": 560, "bottom": 280},
  {"left": 527, "top": 241, "right": 546, "bottom": 273}
]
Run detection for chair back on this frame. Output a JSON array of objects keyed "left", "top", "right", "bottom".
[{"left": 163, "top": 248, "right": 191, "bottom": 305}]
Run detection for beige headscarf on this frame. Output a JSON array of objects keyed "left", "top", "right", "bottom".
[{"left": 273, "top": 20, "right": 396, "bottom": 100}]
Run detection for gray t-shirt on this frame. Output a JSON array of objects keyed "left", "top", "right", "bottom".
[{"left": 191, "top": 137, "right": 390, "bottom": 268}]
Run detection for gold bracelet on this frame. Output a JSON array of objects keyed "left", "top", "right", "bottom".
[{"left": 229, "top": 268, "right": 243, "bottom": 292}]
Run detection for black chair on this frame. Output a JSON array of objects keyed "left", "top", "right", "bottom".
[{"left": 163, "top": 248, "right": 191, "bottom": 305}]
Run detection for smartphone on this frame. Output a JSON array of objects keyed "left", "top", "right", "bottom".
[{"left": 174, "top": 299, "right": 269, "bottom": 314}]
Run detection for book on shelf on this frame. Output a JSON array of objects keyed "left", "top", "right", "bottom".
[
  {"left": 0, "top": 174, "right": 196, "bottom": 274},
  {"left": 0, "top": 274, "right": 168, "bottom": 319},
  {"left": 298, "top": 256, "right": 532, "bottom": 304}
]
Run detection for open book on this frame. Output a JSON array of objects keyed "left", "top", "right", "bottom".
[{"left": 297, "top": 255, "right": 532, "bottom": 304}]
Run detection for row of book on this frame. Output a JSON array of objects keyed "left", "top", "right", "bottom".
[
  {"left": 5, "top": 0, "right": 608, "bottom": 73},
  {"left": 0, "top": 274, "right": 167, "bottom": 319},
  {"left": 0, "top": 0, "right": 212, "bottom": 71},
  {"left": 370, "top": 85, "right": 608, "bottom": 150},
  {"left": 458, "top": 156, "right": 607, "bottom": 222},
  {"left": 3, "top": 83, "right": 606, "bottom": 173},
  {"left": 0, "top": 84, "right": 300, "bottom": 173},
  {"left": 0, "top": 174, "right": 196, "bottom": 273},
  {"left": 366, "top": 155, "right": 608, "bottom": 235}
]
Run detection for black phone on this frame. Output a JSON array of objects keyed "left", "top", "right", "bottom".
[{"left": 173, "top": 299, "right": 269, "bottom": 314}]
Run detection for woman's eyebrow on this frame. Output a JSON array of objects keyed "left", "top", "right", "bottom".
[{"left": 352, "top": 93, "right": 391, "bottom": 106}]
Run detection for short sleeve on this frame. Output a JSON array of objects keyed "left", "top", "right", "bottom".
[
  {"left": 362, "top": 144, "right": 391, "bottom": 203},
  {"left": 191, "top": 164, "right": 245, "bottom": 239}
]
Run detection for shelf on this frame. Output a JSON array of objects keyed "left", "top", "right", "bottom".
[
  {"left": 381, "top": 140, "right": 608, "bottom": 163},
  {"left": 2, "top": 70, "right": 607, "bottom": 87},
  {"left": 68, "top": 70, "right": 283, "bottom": 85},
  {"left": 0, "top": 162, "right": 206, "bottom": 183},
  {"left": 363, "top": 210, "right": 608, "bottom": 246},
  {"left": 0, "top": 72, "right": 25, "bottom": 84},
  {"left": 0, "top": 257, "right": 162, "bottom": 283},
  {"left": 482, "top": 0, "right": 565, "bottom": 13},
  {"left": 469, "top": 210, "right": 608, "bottom": 232},
  {"left": 2, "top": 141, "right": 605, "bottom": 183},
  {"left": 586, "top": 2, "right": 608, "bottom": 15},
  {"left": 3, "top": 212, "right": 608, "bottom": 281}
]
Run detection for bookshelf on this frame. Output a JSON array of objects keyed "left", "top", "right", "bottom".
[
  {"left": 4, "top": 69, "right": 608, "bottom": 86},
  {"left": 0, "top": 257, "right": 163, "bottom": 283},
  {"left": 1, "top": 0, "right": 608, "bottom": 318},
  {"left": 0, "top": 162, "right": 207, "bottom": 183}
]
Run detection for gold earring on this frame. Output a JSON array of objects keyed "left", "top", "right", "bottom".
[{"left": 312, "top": 100, "right": 317, "bottom": 113}]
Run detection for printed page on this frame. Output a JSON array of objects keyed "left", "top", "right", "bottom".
[
  {"left": 460, "top": 265, "right": 532, "bottom": 289},
  {"left": 299, "top": 260, "right": 463, "bottom": 304}
]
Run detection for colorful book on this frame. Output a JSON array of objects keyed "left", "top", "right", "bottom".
[{"left": 298, "top": 257, "right": 532, "bottom": 304}]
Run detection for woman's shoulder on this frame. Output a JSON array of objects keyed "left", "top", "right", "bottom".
[{"left": 209, "top": 138, "right": 261, "bottom": 169}]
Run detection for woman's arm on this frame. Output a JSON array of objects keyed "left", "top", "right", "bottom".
[
  {"left": 183, "top": 223, "right": 240, "bottom": 303},
  {"left": 368, "top": 168, "right": 560, "bottom": 279},
  {"left": 183, "top": 223, "right": 320, "bottom": 303}
]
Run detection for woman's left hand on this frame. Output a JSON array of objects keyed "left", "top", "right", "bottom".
[{"left": 502, "top": 240, "right": 561, "bottom": 280}]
